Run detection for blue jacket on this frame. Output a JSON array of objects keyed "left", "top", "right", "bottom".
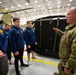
[
  {"left": 4, "top": 29, "right": 10, "bottom": 39},
  {"left": 4, "top": 29, "right": 10, "bottom": 49},
  {"left": 9, "top": 26, "right": 24, "bottom": 52},
  {"left": 23, "top": 27, "right": 37, "bottom": 46},
  {"left": 0, "top": 26, "right": 8, "bottom": 53}
]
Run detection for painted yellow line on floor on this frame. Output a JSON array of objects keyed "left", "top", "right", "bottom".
[
  {"left": 9, "top": 54, "right": 58, "bottom": 75},
  {"left": 7, "top": 73, "right": 10, "bottom": 75},
  {"left": 12, "top": 54, "right": 58, "bottom": 66},
  {"left": 23, "top": 56, "right": 58, "bottom": 66}
]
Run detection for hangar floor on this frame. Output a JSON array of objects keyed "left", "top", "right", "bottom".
[{"left": 8, "top": 52, "right": 59, "bottom": 75}]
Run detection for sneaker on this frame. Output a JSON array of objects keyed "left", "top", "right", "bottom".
[
  {"left": 27, "top": 60, "right": 31, "bottom": 65},
  {"left": 9, "top": 62, "right": 14, "bottom": 65},
  {"left": 54, "top": 72, "right": 59, "bottom": 75},
  {"left": 21, "top": 64, "right": 29, "bottom": 67},
  {"left": 31, "top": 57, "right": 36, "bottom": 59}
]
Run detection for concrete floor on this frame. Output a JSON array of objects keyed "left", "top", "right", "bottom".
[{"left": 8, "top": 52, "right": 59, "bottom": 75}]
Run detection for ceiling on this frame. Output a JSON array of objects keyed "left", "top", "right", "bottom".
[{"left": 0, "top": 0, "right": 76, "bottom": 22}]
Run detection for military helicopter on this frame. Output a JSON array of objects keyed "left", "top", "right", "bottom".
[{"left": 0, "top": 7, "right": 33, "bottom": 25}]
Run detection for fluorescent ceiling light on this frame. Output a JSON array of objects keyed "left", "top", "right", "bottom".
[
  {"left": 34, "top": 9, "right": 36, "bottom": 11},
  {"left": 0, "top": 1, "right": 2, "bottom": 3},
  {"left": 12, "top": 14, "right": 14, "bottom": 15},
  {"left": 41, "top": 9, "right": 43, "bottom": 10},
  {"left": 37, "top": 12, "right": 38, "bottom": 14},
  {"left": 46, "top": 0, "right": 49, "bottom": 1},
  {"left": 26, "top": 3, "right": 29, "bottom": 5},
  {"left": 58, "top": 5, "right": 60, "bottom": 8},
  {"left": 38, "top": 5, "right": 41, "bottom": 7},
  {"left": 70, "top": 0, "right": 72, "bottom": 2},
  {"left": 16, "top": 12, "right": 19, "bottom": 14},
  {"left": 35, "top": 0, "right": 38, "bottom": 3},
  {"left": 28, "top": 11, "right": 30, "bottom": 12},
  {"left": 58, "top": 9, "right": 60, "bottom": 11},
  {"left": 66, "top": 8, "right": 68, "bottom": 11},
  {"left": 21, "top": 11, "right": 24, "bottom": 14},
  {"left": 58, "top": 1, "right": 60, "bottom": 4},
  {"left": 18, "top": 5, "right": 21, "bottom": 7},
  {"left": 49, "top": 7, "right": 51, "bottom": 9},
  {"left": 21, "top": 15, "right": 23, "bottom": 16},
  {"left": 11, "top": 7, "right": 14, "bottom": 9},
  {"left": 68, "top": 4, "right": 70, "bottom": 6},
  {"left": 5, "top": 8, "right": 8, "bottom": 10},
  {"left": 47, "top": 4, "right": 50, "bottom": 6}
]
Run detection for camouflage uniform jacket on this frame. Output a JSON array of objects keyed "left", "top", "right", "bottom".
[{"left": 58, "top": 24, "right": 76, "bottom": 71}]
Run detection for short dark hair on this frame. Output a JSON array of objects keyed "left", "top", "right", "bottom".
[
  {"left": 5, "top": 23, "right": 9, "bottom": 27},
  {"left": 13, "top": 17, "right": 20, "bottom": 22},
  {"left": 27, "top": 21, "right": 32, "bottom": 24}
]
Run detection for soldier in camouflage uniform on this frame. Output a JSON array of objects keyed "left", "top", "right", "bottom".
[{"left": 53, "top": 7, "right": 76, "bottom": 75}]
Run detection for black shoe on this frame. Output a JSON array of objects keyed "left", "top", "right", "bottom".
[
  {"left": 16, "top": 70, "right": 21, "bottom": 75},
  {"left": 21, "top": 64, "right": 29, "bottom": 67}
]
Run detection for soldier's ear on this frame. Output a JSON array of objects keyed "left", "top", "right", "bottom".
[{"left": 74, "top": 13, "right": 76, "bottom": 18}]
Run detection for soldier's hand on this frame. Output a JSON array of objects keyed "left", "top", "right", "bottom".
[
  {"left": 53, "top": 27, "right": 60, "bottom": 33},
  {"left": 64, "top": 67, "right": 71, "bottom": 74}
]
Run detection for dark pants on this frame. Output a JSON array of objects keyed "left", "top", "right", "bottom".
[
  {"left": 27, "top": 44, "right": 36, "bottom": 53},
  {"left": 7, "top": 48, "right": 11, "bottom": 60},
  {"left": 14, "top": 48, "right": 24, "bottom": 71},
  {"left": 0, "top": 55, "right": 8, "bottom": 75}
]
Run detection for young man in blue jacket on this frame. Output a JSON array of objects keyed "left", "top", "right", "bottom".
[
  {"left": 23, "top": 21, "right": 37, "bottom": 65},
  {"left": 9, "top": 18, "right": 29, "bottom": 75},
  {"left": 0, "top": 20, "right": 8, "bottom": 75},
  {"left": 4, "top": 23, "right": 13, "bottom": 64}
]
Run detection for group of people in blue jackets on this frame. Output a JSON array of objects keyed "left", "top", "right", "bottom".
[{"left": 0, "top": 18, "right": 37, "bottom": 75}]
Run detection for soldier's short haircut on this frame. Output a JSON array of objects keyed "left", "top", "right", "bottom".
[
  {"left": 13, "top": 17, "right": 20, "bottom": 22},
  {"left": 71, "top": 7, "right": 76, "bottom": 13}
]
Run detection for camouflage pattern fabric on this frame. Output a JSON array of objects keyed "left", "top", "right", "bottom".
[{"left": 57, "top": 24, "right": 76, "bottom": 75}]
